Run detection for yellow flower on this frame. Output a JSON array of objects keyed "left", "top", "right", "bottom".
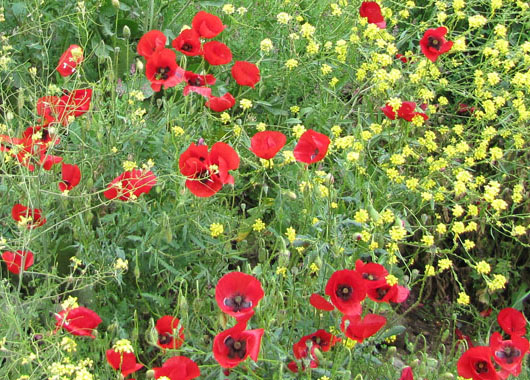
[
  {"left": 354, "top": 209, "right": 370, "bottom": 224},
  {"left": 309, "top": 263, "right": 319, "bottom": 274},
  {"left": 389, "top": 226, "right": 407, "bottom": 241},
  {"left": 463, "top": 240, "right": 475, "bottom": 250},
  {"left": 222, "top": 4, "right": 235, "bottom": 14},
  {"left": 240, "top": 99, "right": 253, "bottom": 110},
  {"left": 321, "top": 64, "right": 332, "bottom": 75},
  {"left": 113, "top": 339, "right": 134, "bottom": 353},
  {"left": 438, "top": 259, "right": 452, "bottom": 272},
  {"left": 468, "top": 15, "right": 487, "bottom": 29},
  {"left": 285, "top": 59, "right": 299, "bottom": 70},
  {"left": 436, "top": 223, "right": 447, "bottom": 234},
  {"left": 276, "top": 12, "right": 292, "bottom": 24},
  {"left": 425, "top": 265, "right": 436, "bottom": 276},
  {"left": 422, "top": 234, "right": 434, "bottom": 246},
  {"left": 329, "top": 77, "right": 339, "bottom": 87},
  {"left": 260, "top": 38, "right": 274, "bottom": 53},
  {"left": 252, "top": 218, "right": 266, "bottom": 232},
  {"left": 488, "top": 274, "right": 507, "bottom": 291},
  {"left": 457, "top": 292, "right": 470, "bottom": 305},
  {"left": 220, "top": 112, "right": 231, "bottom": 124},
  {"left": 276, "top": 266, "right": 287, "bottom": 277},
  {"left": 122, "top": 160, "right": 137, "bottom": 171},
  {"left": 475, "top": 261, "right": 491, "bottom": 274},
  {"left": 285, "top": 227, "right": 296, "bottom": 243},
  {"left": 290, "top": 105, "right": 300, "bottom": 114},
  {"left": 512, "top": 225, "right": 526, "bottom": 236},
  {"left": 210, "top": 223, "right": 224, "bottom": 238},
  {"left": 172, "top": 126, "right": 184, "bottom": 136},
  {"left": 386, "top": 274, "right": 398, "bottom": 286}
]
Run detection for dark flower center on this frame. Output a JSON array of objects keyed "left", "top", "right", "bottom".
[
  {"left": 427, "top": 36, "right": 442, "bottom": 50},
  {"left": 311, "top": 336, "right": 322, "bottom": 346},
  {"left": 188, "top": 77, "right": 202, "bottom": 86},
  {"left": 225, "top": 336, "right": 247, "bottom": 359},
  {"left": 155, "top": 66, "right": 171, "bottom": 80},
  {"left": 362, "top": 273, "right": 376, "bottom": 281},
  {"left": 376, "top": 287, "right": 389, "bottom": 300},
  {"left": 310, "top": 148, "right": 320, "bottom": 161},
  {"left": 474, "top": 360, "right": 489, "bottom": 373},
  {"left": 158, "top": 333, "right": 172, "bottom": 345},
  {"left": 496, "top": 345, "right": 521, "bottom": 364},
  {"left": 336, "top": 284, "right": 353, "bottom": 301},
  {"left": 224, "top": 293, "right": 252, "bottom": 312},
  {"left": 182, "top": 43, "right": 193, "bottom": 52}
]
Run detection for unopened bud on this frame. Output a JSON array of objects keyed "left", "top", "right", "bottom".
[
  {"left": 441, "top": 373, "right": 454, "bottom": 379},
  {"left": 146, "top": 369, "right": 155, "bottom": 379},
  {"left": 122, "top": 25, "right": 131, "bottom": 39},
  {"left": 112, "top": 0, "right": 120, "bottom": 8},
  {"left": 136, "top": 59, "right": 144, "bottom": 72}
]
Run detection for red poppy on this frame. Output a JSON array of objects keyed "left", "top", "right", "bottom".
[
  {"left": 58, "top": 89, "right": 93, "bottom": 123},
  {"left": 359, "top": 2, "right": 386, "bottom": 29},
  {"left": 400, "top": 367, "right": 414, "bottom": 380},
  {"left": 137, "top": 30, "right": 167, "bottom": 59},
  {"left": 215, "top": 272, "right": 264, "bottom": 322},
  {"left": 293, "top": 129, "right": 330, "bottom": 164},
  {"left": 290, "top": 329, "right": 341, "bottom": 371},
  {"left": 203, "top": 41, "right": 232, "bottom": 66},
  {"left": 172, "top": 29, "right": 203, "bottom": 57},
  {"left": 419, "top": 27, "right": 453, "bottom": 62},
  {"left": 309, "top": 293, "right": 335, "bottom": 311},
  {"left": 153, "top": 356, "right": 200, "bottom": 380},
  {"left": 156, "top": 316, "right": 185, "bottom": 349},
  {"left": 355, "top": 260, "right": 388, "bottom": 289},
  {"left": 37, "top": 96, "right": 62, "bottom": 125},
  {"left": 381, "top": 101, "right": 428, "bottom": 122},
  {"left": 23, "top": 125, "right": 57, "bottom": 146},
  {"left": 457, "top": 346, "right": 499, "bottom": 380},
  {"left": 192, "top": 11, "right": 225, "bottom": 39},
  {"left": 456, "top": 328, "right": 475, "bottom": 349},
  {"left": 231, "top": 61, "right": 260, "bottom": 88},
  {"left": 250, "top": 131, "right": 286, "bottom": 160},
  {"left": 59, "top": 163, "right": 81, "bottom": 192},
  {"left": 2, "top": 250, "right": 34, "bottom": 274},
  {"left": 1, "top": 130, "right": 54, "bottom": 172},
  {"left": 40, "top": 152, "right": 63, "bottom": 171},
  {"left": 367, "top": 283, "right": 410, "bottom": 303},
  {"left": 103, "top": 169, "right": 157, "bottom": 201},
  {"left": 145, "top": 48, "right": 185, "bottom": 92},
  {"left": 12, "top": 204, "right": 46, "bottom": 228},
  {"left": 489, "top": 331, "right": 529, "bottom": 378},
  {"left": 396, "top": 53, "right": 408, "bottom": 63},
  {"left": 179, "top": 142, "right": 239, "bottom": 197},
  {"left": 212, "top": 322, "right": 264, "bottom": 368},
  {"left": 340, "top": 314, "right": 387, "bottom": 343},
  {"left": 106, "top": 349, "right": 144, "bottom": 377},
  {"left": 56, "top": 44, "right": 84, "bottom": 76},
  {"left": 183, "top": 71, "right": 216, "bottom": 98},
  {"left": 458, "top": 103, "right": 476, "bottom": 114},
  {"left": 324, "top": 269, "right": 366, "bottom": 315},
  {"left": 497, "top": 307, "right": 526, "bottom": 337},
  {"left": 54, "top": 306, "right": 102, "bottom": 338},
  {"left": 205, "top": 92, "right": 236, "bottom": 112}
]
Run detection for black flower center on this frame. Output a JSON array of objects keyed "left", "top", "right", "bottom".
[
  {"left": 427, "top": 36, "right": 442, "bottom": 50},
  {"left": 224, "top": 293, "right": 252, "bottom": 312},
  {"left": 158, "top": 333, "right": 172, "bottom": 345},
  {"left": 310, "top": 148, "right": 320, "bottom": 161},
  {"left": 188, "top": 77, "right": 202, "bottom": 86},
  {"left": 336, "top": 284, "right": 353, "bottom": 301},
  {"left": 182, "top": 43, "right": 193, "bottom": 52},
  {"left": 311, "top": 336, "right": 322, "bottom": 346},
  {"left": 225, "top": 336, "right": 247, "bottom": 359},
  {"left": 362, "top": 273, "right": 376, "bottom": 281},
  {"left": 376, "top": 287, "right": 389, "bottom": 300},
  {"left": 475, "top": 361, "right": 489, "bottom": 373},
  {"left": 496, "top": 345, "right": 521, "bottom": 364},
  {"left": 155, "top": 66, "right": 171, "bottom": 80}
]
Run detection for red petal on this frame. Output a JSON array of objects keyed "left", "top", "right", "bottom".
[{"left": 309, "top": 293, "right": 335, "bottom": 311}]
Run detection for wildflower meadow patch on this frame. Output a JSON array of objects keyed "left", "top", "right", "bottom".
[{"left": 0, "top": 1, "right": 529, "bottom": 379}]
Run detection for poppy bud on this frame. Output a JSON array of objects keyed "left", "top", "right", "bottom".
[
  {"left": 441, "top": 373, "right": 454, "bottom": 379},
  {"left": 17, "top": 88, "right": 24, "bottom": 111},
  {"left": 123, "top": 25, "right": 131, "bottom": 39},
  {"left": 410, "top": 358, "right": 420, "bottom": 368},
  {"left": 112, "top": 0, "right": 120, "bottom": 8},
  {"left": 387, "top": 346, "right": 397, "bottom": 355},
  {"left": 136, "top": 59, "right": 144, "bottom": 72},
  {"left": 146, "top": 369, "right": 155, "bottom": 379},
  {"left": 134, "top": 263, "right": 140, "bottom": 279}
]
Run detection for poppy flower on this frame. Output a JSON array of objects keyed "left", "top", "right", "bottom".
[
  {"left": 215, "top": 272, "right": 264, "bottom": 322},
  {"left": 22, "top": 125, "right": 57, "bottom": 146},
  {"left": 367, "top": 283, "right": 410, "bottom": 303},
  {"left": 489, "top": 331, "right": 529, "bottom": 378},
  {"left": 458, "top": 103, "right": 476, "bottom": 114},
  {"left": 381, "top": 102, "right": 428, "bottom": 122},
  {"left": 103, "top": 169, "right": 157, "bottom": 201},
  {"left": 359, "top": 2, "right": 386, "bottom": 29},
  {"left": 172, "top": 29, "right": 203, "bottom": 56},
  {"left": 54, "top": 306, "right": 102, "bottom": 338},
  {"left": 497, "top": 307, "right": 526, "bottom": 337},
  {"left": 137, "top": 30, "right": 167, "bottom": 59},
  {"left": 231, "top": 61, "right": 260, "bottom": 88},
  {"left": 192, "top": 11, "right": 225, "bottom": 39},
  {"left": 396, "top": 54, "right": 408, "bottom": 63},
  {"left": 324, "top": 269, "right": 367, "bottom": 315},
  {"left": 419, "top": 27, "right": 453, "bottom": 63},
  {"left": 145, "top": 48, "right": 185, "bottom": 92},
  {"left": 2, "top": 250, "right": 34, "bottom": 274},
  {"left": 205, "top": 92, "right": 236, "bottom": 112},
  {"left": 203, "top": 41, "right": 232, "bottom": 66},
  {"left": 12, "top": 204, "right": 46, "bottom": 228},
  {"left": 183, "top": 71, "right": 216, "bottom": 98},
  {"left": 457, "top": 346, "right": 499, "bottom": 380},
  {"left": 40, "top": 152, "right": 63, "bottom": 171},
  {"left": 250, "top": 131, "right": 286, "bottom": 160},
  {"left": 58, "top": 89, "right": 93, "bottom": 123},
  {"left": 56, "top": 44, "right": 84, "bottom": 76},
  {"left": 153, "top": 356, "right": 200, "bottom": 380},
  {"left": 59, "top": 163, "right": 81, "bottom": 192},
  {"left": 355, "top": 260, "right": 388, "bottom": 289},
  {"left": 309, "top": 293, "right": 335, "bottom": 311},
  {"left": 212, "top": 322, "right": 264, "bottom": 368},
  {"left": 290, "top": 329, "right": 341, "bottom": 371},
  {"left": 156, "top": 316, "right": 185, "bottom": 349},
  {"left": 340, "top": 314, "right": 387, "bottom": 343},
  {"left": 106, "top": 348, "right": 144, "bottom": 377},
  {"left": 293, "top": 129, "right": 330, "bottom": 164},
  {"left": 37, "top": 96, "right": 62, "bottom": 125},
  {"left": 179, "top": 142, "right": 239, "bottom": 197},
  {"left": 400, "top": 367, "right": 414, "bottom": 380}
]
